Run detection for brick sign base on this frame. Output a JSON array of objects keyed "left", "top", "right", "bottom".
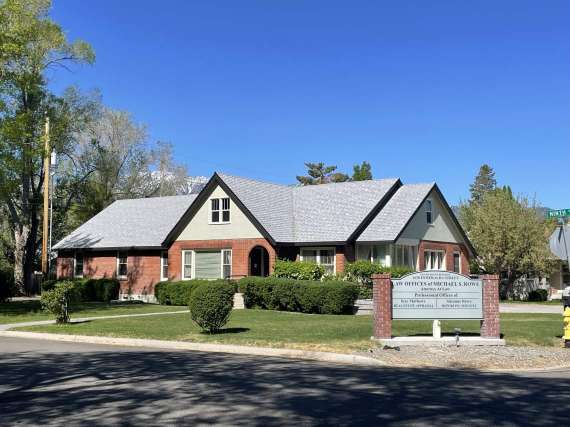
[{"left": 372, "top": 273, "right": 501, "bottom": 340}]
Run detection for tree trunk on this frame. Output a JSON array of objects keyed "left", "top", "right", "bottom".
[{"left": 13, "top": 224, "right": 29, "bottom": 295}]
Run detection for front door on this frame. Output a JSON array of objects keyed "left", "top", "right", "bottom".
[
  {"left": 250, "top": 246, "right": 270, "bottom": 276},
  {"left": 250, "top": 247, "right": 263, "bottom": 276}
]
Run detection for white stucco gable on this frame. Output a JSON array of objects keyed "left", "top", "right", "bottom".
[
  {"left": 175, "top": 185, "right": 263, "bottom": 241},
  {"left": 398, "top": 189, "right": 464, "bottom": 244}
]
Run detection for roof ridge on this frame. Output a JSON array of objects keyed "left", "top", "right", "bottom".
[
  {"left": 114, "top": 194, "right": 196, "bottom": 203},
  {"left": 217, "top": 172, "right": 291, "bottom": 189}
]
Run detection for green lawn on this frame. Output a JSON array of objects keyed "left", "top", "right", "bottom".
[
  {"left": 15, "top": 310, "right": 564, "bottom": 352},
  {"left": 0, "top": 300, "right": 186, "bottom": 325}
]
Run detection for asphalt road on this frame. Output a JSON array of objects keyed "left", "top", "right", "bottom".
[{"left": 1, "top": 337, "right": 569, "bottom": 426}]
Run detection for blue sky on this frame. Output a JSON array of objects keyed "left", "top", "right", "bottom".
[{"left": 49, "top": 1, "right": 570, "bottom": 207}]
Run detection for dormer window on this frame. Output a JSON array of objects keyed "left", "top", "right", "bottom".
[
  {"left": 211, "top": 197, "right": 230, "bottom": 223},
  {"left": 426, "top": 199, "right": 433, "bottom": 224}
]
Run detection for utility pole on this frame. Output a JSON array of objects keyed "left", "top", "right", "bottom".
[{"left": 41, "top": 115, "right": 50, "bottom": 276}]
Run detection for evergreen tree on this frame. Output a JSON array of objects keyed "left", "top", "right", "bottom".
[
  {"left": 469, "top": 164, "right": 497, "bottom": 203},
  {"left": 296, "top": 162, "right": 349, "bottom": 185},
  {"left": 352, "top": 161, "right": 373, "bottom": 181}
]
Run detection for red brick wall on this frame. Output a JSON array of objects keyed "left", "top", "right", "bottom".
[
  {"left": 418, "top": 240, "right": 470, "bottom": 274},
  {"left": 372, "top": 273, "right": 392, "bottom": 339},
  {"left": 169, "top": 238, "right": 276, "bottom": 280},
  {"left": 57, "top": 250, "right": 162, "bottom": 298},
  {"left": 335, "top": 244, "right": 355, "bottom": 274},
  {"left": 56, "top": 253, "right": 74, "bottom": 278},
  {"left": 480, "top": 274, "right": 500, "bottom": 338}
]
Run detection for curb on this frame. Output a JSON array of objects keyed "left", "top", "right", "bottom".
[{"left": 0, "top": 330, "right": 386, "bottom": 367}]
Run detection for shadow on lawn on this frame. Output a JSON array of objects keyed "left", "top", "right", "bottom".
[
  {"left": 203, "top": 327, "right": 250, "bottom": 335},
  {"left": 0, "top": 343, "right": 568, "bottom": 425}
]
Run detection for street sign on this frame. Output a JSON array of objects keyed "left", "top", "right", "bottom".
[
  {"left": 547, "top": 209, "right": 570, "bottom": 219},
  {"left": 392, "top": 271, "right": 483, "bottom": 320}
]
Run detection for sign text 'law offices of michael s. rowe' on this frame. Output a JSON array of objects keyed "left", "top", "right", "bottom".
[{"left": 392, "top": 271, "right": 483, "bottom": 320}]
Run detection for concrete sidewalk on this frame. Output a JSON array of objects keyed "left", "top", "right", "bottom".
[{"left": 499, "top": 303, "right": 563, "bottom": 314}]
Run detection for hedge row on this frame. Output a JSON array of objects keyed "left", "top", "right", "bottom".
[
  {"left": 344, "top": 261, "right": 415, "bottom": 298},
  {"left": 239, "top": 276, "right": 359, "bottom": 315},
  {"left": 272, "top": 259, "right": 325, "bottom": 281},
  {"left": 155, "top": 279, "right": 237, "bottom": 306},
  {"left": 42, "top": 278, "right": 120, "bottom": 303},
  {"left": 0, "top": 266, "right": 14, "bottom": 302}
]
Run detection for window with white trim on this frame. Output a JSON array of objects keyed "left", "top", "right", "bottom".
[
  {"left": 74, "top": 252, "right": 84, "bottom": 278},
  {"left": 222, "top": 249, "right": 232, "bottom": 279},
  {"left": 117, "top": 252, "right": 128, "bottom": 278},
  {"left": 356, "top": 244, "right": 389, "bottom": 266},
  {"left": 426, "top": 199, "right": 433, "bottom": 224},
  {"left": 182, "top": 250, "right": 193, "bottom": 280},
  {"left": 392, "top": 245, "right": 417, "bottom": 269},
  {"left": 211, "top": 197, "right": 230, "bottom": 223},
  {"left": 453, "top": 252, "right": 461, "bottom": 273},
  {"left": 300, "top": 247, "right": 336, "bottom": 274},
  {"left": 424, "top": 250, "right": 445, "bottom": 271},
  {"left": 161, "top": 251, "right": 169, "bottom": 281}
]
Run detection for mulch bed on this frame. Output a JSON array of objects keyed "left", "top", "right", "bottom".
[{"left": 362, "top": 344, "right": 570, "bottom": 370}]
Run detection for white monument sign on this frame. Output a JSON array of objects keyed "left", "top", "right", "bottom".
[{"left": 392, "top": 271, "right": 483, "bottom": 320}]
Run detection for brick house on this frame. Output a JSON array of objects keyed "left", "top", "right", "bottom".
[{"left": 55, "top": 172, "right": 475, "bottom": 302}]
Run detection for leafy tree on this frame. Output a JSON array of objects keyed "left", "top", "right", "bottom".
[
  {"left": 296, "top": 162, "right": 349, "bottom": 185},
  {"left": 461, "top": 189, "right": 555, "bottom": 297},
  {"left": 352, "top": 161, "right": 373, "bottom": 181},
  {"left": 469, "top": 164, "right": 496, "bottom": 203},
  {"left": 59, "top": 110, "right": 189, "bottom": 228},
  {"left": 0, "top": 0, "right": 95, "bottom": 293}
]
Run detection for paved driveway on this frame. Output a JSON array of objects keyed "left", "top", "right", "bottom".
[{"left": 1, "top": 337, "right": 569, "bottom": 426}]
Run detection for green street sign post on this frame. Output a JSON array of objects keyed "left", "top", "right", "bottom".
[{"left": 547, "top": 209, "right": 570, "bottom": 219}]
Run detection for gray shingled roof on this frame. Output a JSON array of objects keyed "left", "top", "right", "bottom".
[
  {"left": 356, "top": 183, "right": 434, "bottom": 242},
  {"left": 218, "top": 174, "right": 295, "bottom": 242},
  {"left": 219, "top": 173, "right": 400, "bottom": 243},
  {"left": 56, "top": 173, "right": 453, "bottom": 250},
  {"left": 53, "top": 194, "right": 197, "bottom": 250}
]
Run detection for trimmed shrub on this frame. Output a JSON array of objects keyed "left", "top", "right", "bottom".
[
  {"left": 155, "top": 279, "right": 236, "bottom": 306},
  {"left": 527, "top": 289, "right": 548, "bottom": 302},
  {"left": 344, "top": 261, "right": 414, "bottom": 298},
  {"left": 40, "top": 281, "right": 79, "bottom": 323},
  {"left": 85, "top": 278, "right": 120, "bottom": 302},
  {"left": 189, "top": 281, "right": 235, "bottom": 333},
  {"left": 272, "top": 259, "right": 325, "bottom": 281},
  {"left": 0, "top": 266, "right": 14, "bottom": 302},
  {"left": 239, "top": 276, "right": 359, "bottom": 315},
  {"left": 41, "top": 278, "right": 119, "bottom": 303}
]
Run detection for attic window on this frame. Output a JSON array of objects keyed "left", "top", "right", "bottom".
[
  {"left": 211, "top": 198, "right": 230, "bottom": 223},
  {"left": 426, "top": 199, "right": 433, "bottom": 224}
]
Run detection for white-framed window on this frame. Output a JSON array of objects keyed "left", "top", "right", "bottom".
[
  {"left": 426, "top": 199, "right": 433, "bottom": 224},
  {"left": 182, "top": 250, "right": 193, "bottom": 280},
  {"left": 74, "top": 252, "right": 84, "bottom": 278},
  {"left": 161, "top": 251, "right": 169, "bottom": 281},
  {"left": 117, "top": 251, "right": 128, "bottom": 279},
  {"left": 300, "top": 247, "right": 336, "bottom": 274},
  {"left": 424, "top": 250, "right": 445, "bottom": 271},
  {"left": 210, "top": 197, "right": 230, "bottom": 223},
  {"left": 356, "top": 244, "right": 389, "bottom": 266},
  {"left": 222, "top": 249, "right": 232, "bottom": 279},
  {"left": 392, "top": 245, "right": 418, "bottom": 269},
  {"left": 453, "top": 252, "right": 461, "bottom": 273}
]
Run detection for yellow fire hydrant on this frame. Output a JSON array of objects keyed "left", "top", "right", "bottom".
[{"left": 564, "top": 307, "right": 570, "bottom": 348}]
